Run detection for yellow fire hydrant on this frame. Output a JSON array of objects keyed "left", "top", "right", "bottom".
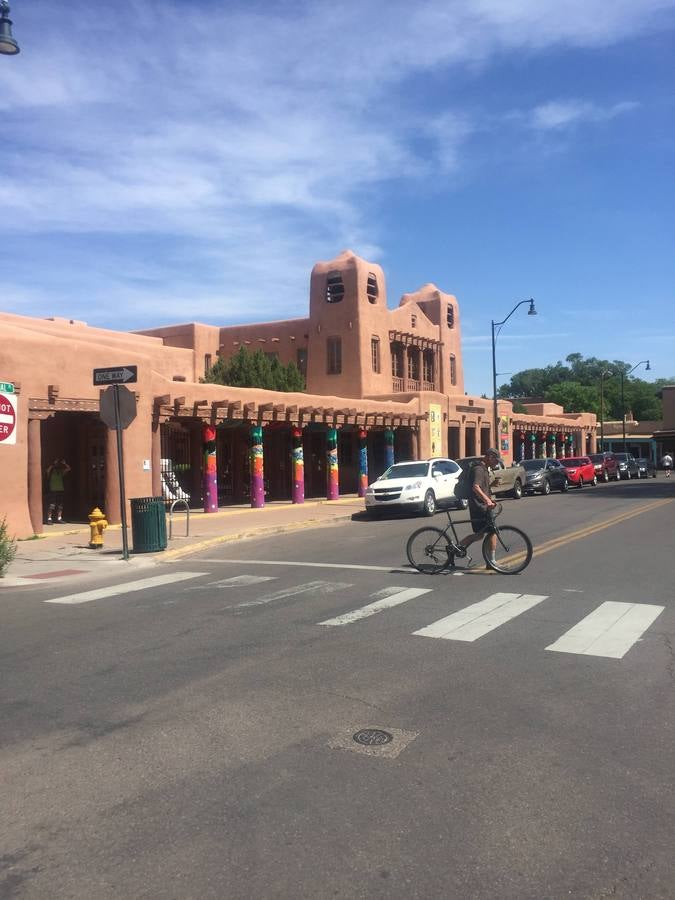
[{"left": 88, "top": 507, "right": 108, "bottom": 549}]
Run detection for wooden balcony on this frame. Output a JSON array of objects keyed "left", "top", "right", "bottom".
[
  {"left": 392, "top": 376, "right": 404, "bottom": 392},
  {"left": 422, "top": 381, "right": 436, "bottom": 392}
]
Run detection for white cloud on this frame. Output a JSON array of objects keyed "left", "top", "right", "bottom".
[
  {"left": 530, "top": 99, "right": 639, "bottom": 130},
  {"left": 0, "top": 0, "right": 672, "bottom": 326}
]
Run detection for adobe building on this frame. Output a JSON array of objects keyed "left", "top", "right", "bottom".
[{"left": 1, "top": 250, "right": 597, "bottom": 539}]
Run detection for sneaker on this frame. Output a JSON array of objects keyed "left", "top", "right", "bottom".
[
  {"left": 56, "top": 517, "right": 63, "bottom": 523},
  {"left": 46, "top": 518, "right": 52, "bottom": 525}
]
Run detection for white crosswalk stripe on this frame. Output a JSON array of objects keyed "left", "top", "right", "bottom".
[
  {"left": 413, "top": 592, "right": 549, "bottom": 642},
  {"left": 226, "top": 580, "right": 352, "bottom": 610},
  {"left": 45, "top": 572, "right": 204, "bottom": 605},
  {"left": 546, "top": 601, "right": 664, "bottom": 659},
  {"left": 191, "top": 575, "right": 277, "bottom": 589},
  {"left": 318, "top": 586, "right": 433, "bottom": 627}
]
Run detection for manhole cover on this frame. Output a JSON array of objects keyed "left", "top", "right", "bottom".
[{"left": 353, "top": 728, "right": 393, "bottom": 746}]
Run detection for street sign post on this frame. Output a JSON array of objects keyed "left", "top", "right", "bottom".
[
  {"left": 0, "top": 382, "right": 17, "bottom": 446},
  {"left": 93, "top": 366, "right": 137, "bottom": 386},
  {"left": 98, "top": 382, "right": 138, "bottom": 560}
]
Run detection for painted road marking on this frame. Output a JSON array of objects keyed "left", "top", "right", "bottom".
[
  {"left": 546, "top": 602, "right": 664, "bottom": 659},
  {"left": 209, "top": 575, "right": 276, "bottom": 587},
  {"left": 318, "top": 586, "right": 432, "bottom": 627},
  {"left": 196, "top": 559, "right": 410, "bottom": 573},
  {"left": 228, "top": 580, "right": 352, "bottom": 609},
  {"left": 413, "top": 592, "right": 548, "bottom": 642},
  {"left": 45, "top": 572, "right": 204, "bottom": 605}
]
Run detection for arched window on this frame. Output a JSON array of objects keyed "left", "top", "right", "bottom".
[{"left": 326, "top": 271, "right": 344, "bottom": 303}]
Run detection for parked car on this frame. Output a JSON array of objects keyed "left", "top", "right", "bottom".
[
  {"left": 613, "top": 452, "right": 640, "bottom": 480},
  {"left": 636, "top": 457, "right": 657, "bottom": 478},
  {"left": 560, "top": 456, "right": 597, "bottom": 487},
  {"left": 522, "top": 458, "right": 569, "bottom": 494},
  {"left": 458, "top": 456, "right": 527, "bottom": 499},
  {"left": 588, "top": 452, "right": 620, "bottom": 482},
  {"left": 364, "top": 457, "right": 462, "bottom": 517}
]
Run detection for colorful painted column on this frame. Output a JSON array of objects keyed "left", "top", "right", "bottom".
[
  {"left": 538, "top": 432, "right": 547, "bottom": 459},
  {"left": 250, "top": 424, "right": 265, "bottom": 508},
  {"left": 528, "top": 432, "right": 536, "bottom": 459},
  {"left": 291, "top": 427, "right": 304, "bottom": 504},
  {"left": 326, "top": 427, "right": 339, "bottom": 500},
  {"left": 384, "top": 428, "right": 395, "bottom": 470},
  {"left": 358, "top": 429, "right": 369, "bottom": 497},
  {"left": 202, "top": 424, "right": 218, "bottom": 513}
]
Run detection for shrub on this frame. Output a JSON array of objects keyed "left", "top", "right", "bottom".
[{"left": 0, "top": 516, "right": 17, "bottom": 578}]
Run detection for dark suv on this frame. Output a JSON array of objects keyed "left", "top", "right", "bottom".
[
  {"left": 613, "top": 452, "right": 640, "bottom": 480},
  {"left": 589, "top": 452, "right": 620, "bottom": 482}
]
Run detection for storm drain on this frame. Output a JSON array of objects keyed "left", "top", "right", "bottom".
[{"left": 329, "top": 726, "right": 418, "bottom": 759}]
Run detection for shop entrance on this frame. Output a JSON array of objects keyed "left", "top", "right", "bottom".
[{"left": 41, "top": 412, "right": 106, "bottom": 523}]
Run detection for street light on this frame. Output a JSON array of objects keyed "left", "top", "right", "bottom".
[
  {"left": 0, "top": 0, "right": 20, "bottom": 55},
  {"left": 599, "top": 369, "right": 615, "bottom": 451},
  {"left": 620, "top": 360, "right": 650, "bottom": 451},
  {"left": 491, "top": 299, "right": 537, "bottom": 453}
]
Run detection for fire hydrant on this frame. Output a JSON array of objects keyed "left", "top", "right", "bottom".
[{"left": 88, "top": 507, "right": 108, "bottom": 549}]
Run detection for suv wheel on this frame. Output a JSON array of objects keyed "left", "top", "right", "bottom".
[
  {"left": 560, "top": 479, "right": 569, "bottom": 493},
  {"left": 542, "top": 479, "right": 551, "bottom": 495},
  {"left": 423, "top": 489, "right": 436, "bottom": 517},
  {"left": 602, "top": 470, "right": 609, "bottom": 482},
  {"left": 591, "top": 474, "right": 598, "bottom": 486},
  {"left": 511, "top": 479, "right": 523, "bottom": 499}
]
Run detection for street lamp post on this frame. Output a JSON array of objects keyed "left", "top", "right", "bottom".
[
  {"left": 620, "top": 360, "right": 650, "bottom": 452},
  {"left": 491, "top": 299, "right": 537, "bottom": 453},
  {"left": 0, "top": 0, "right": 19, "bottom": 55},
  {"left": 599, "top": 369, "right": 615, "bottom": 452}
]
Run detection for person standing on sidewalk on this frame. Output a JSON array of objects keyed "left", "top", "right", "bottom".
[
  {"left": 662, "top": 452, "right": 673, "bottom": 478},
  {"left": 46, "top": 458, "right": 71, "bottom": 524},
  {"left": 459, "top": 448, "right": 498, "bottom": 568}
]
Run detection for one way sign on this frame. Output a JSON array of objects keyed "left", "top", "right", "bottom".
[{"left": 93, "top": 366, "right": 138, "bottom": 386}]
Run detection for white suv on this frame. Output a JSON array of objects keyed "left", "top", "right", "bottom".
[{"left": 364, "top": 458, "right": 462, "bottom": 517}]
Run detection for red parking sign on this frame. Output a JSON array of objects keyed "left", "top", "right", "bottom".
[{"left": 0, "top": 392, "right": 17, "bottom": 444}]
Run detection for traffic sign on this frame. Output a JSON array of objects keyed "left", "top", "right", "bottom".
[
  {"left": 0, "top": 389, "right": 18, "bottom": 445},
  {"left": 93, "top": 365, "right": 137, "bottom": 386},
  {"left": 100, "top": 385, "right": 137, "bottom": 430}
]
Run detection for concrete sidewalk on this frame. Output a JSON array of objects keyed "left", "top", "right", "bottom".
[{"left": 1, "top": 497, "right": 366, "bottom": 588}]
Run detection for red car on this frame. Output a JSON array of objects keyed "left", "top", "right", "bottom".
[{"left": 560, "top": 456, "right": 597, "bottom": 487}]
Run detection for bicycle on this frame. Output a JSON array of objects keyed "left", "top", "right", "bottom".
[{"left": 405, "top": 502, "right": 533, "bottom": 575}]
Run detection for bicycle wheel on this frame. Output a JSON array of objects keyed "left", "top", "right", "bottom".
[
  {"left": 483, "top": 525, "right": 532, "bottom": 574},
  {"left": 406, "top": 527, "right": 453, "bottom": 574}
]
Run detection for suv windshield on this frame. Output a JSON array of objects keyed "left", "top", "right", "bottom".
[
  {"left": 379, "top": 462, "right": 428, "bottom": 480},
  {"left": 589, "top": 454, "right": 605, "bottom": 463},
  {"left": 613, "top": 453, "right": 629, "bottom": 461},
  {"left": 522, "top": 459, "right": 545, "bottom": 471},
  {"left": 561, "top": 458, "right": 583, "bottom": 467}
]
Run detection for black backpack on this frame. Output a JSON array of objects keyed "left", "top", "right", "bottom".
[{"left": 454, "top": 461, "right": 478, "bottom": 501}]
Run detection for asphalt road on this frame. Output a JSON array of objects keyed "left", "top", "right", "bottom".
[{"left": 1, "top": 478, "right": 674, "bottom": 899}]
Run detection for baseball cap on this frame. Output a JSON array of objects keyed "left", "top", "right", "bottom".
[{"left": 485, "top": 448, "right": 500, "bottom": 458}]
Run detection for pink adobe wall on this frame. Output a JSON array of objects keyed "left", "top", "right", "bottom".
[{"left": 217, "top": 318, "right": 310, "bottom": 372}]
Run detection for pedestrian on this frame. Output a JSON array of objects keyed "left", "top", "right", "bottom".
[
  {"left": 662, "top": 451, "right": 673, "bottom": 478},
  {"left": 459, "top": 447, "right": 499, "bottom": 568},
  {"left": 46, "top": 458, "right": 71, "bottom": 524}
]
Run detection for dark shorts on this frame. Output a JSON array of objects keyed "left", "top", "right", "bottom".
[
  {"left": 468, "top": 502, "right": 489, "bottom": 534},
  {"left": 47, "top": 490, "right": 64, "bottom": 505}
]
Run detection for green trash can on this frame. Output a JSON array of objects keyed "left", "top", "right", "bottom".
[{"left": 130, "top": 497, "right": 167, "bottom": 553}]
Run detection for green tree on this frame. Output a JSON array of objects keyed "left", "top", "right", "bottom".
[
  {"left": 203, "top": 346, "right": 305, "bottom": 392},
  {"left": 544, "top": 382, "right": 600, "bottom": 415}
]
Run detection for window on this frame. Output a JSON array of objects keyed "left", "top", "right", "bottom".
[
  {"left": 450, "top": 353, "right": 457, "bottom": 385},
  {"left": 296, "top": 347, "right": 307, "bottom": 378},
  {"left": 447, "top": 304, "right": 454, "bottom": 328},
  {"left": 407, "top": 347, "right": 420, "bottom": 381},
  {"left": 366, "top": 273, "right": 378, "bottom": 303},
  {"left": 371, "top": 337, "right": 380, "bottom": 373},
  {"left": 391, "top": 342, "right": 404, "bottom": 378},
  {"left": 204, "top": 354, "right": 212, "bottom": 376},
  {"left": 326, "top": 271, "right": 344, "bottom": 303},
  {"left": 422, "top": 350, "right": 434, "bottom": 384},
  {"left": 327, "top": 336, "right": 342, "bottom": 374},
  {"left": 411, "top": 314, "right": 417, "bottom": 328}
]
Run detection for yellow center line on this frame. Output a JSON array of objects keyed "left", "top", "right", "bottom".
[
  {"left": 531, "top": 498, "right": 671, "bottom": 558},
  {"left": 494, "top": 498, "right": 672, "bottom": 568}
]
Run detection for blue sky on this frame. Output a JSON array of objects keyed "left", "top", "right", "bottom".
[{"left": 1, "top": 0, "right": 674, "bottom": 397}]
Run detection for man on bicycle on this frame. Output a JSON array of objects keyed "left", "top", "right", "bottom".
[{"left": 459, "top": 447, "right": 499, "bottom": 568}]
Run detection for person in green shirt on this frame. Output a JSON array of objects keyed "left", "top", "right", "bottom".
[{"left": 46, "top": 458, "right": 71, "bottom": 524}]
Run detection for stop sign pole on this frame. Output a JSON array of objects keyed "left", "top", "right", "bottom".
[{"left": 96, "top": 369, "right": 138, "bottom": 561}]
